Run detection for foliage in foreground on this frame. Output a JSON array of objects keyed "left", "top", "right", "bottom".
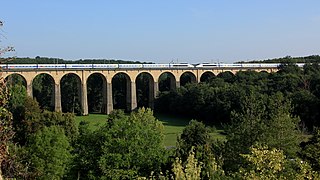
[
  {"left": 25, "top": 126, "right": 72, "bottom": 179},
  {"left": 0, "top": 75, "right": 15, "bottom": 178},
  {"left": 147, "top": 145, "right": 320, "bottom": 180},
  {"left": 71, "top": 108, "right": 167, "bottom": 179},
  {"left": 300, "top": 129, "right": 320, "bottom": 171},
  {"left": 234, "top": 145, "right": 320, "bottom": 180},
  {"left": 224, "top": 92, "right": 302, "bottom": 172},
  {"left": 175, "top": 120, "right": 225, "bottom": 179},
  {"left": 172, "top": 148, "right": 202, "bottom": 180}
]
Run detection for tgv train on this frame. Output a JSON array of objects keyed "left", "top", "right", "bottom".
[
  {"left": 0, "top": 63, "right": 194, "bottom": 69},
  {"left": 0, "top": 63, "right": 305, "bottom": 70}
]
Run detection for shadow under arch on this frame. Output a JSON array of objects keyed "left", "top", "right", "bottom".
[
  {"left": 259, "top": 70, "right": 269, "bottom": 74},
  {"left": 112, "top": 72, "right": 132, "bottom": 112},
  {"left": 60, "top": 73, "right": 82, "bottom": 114},
  {"left": 5, "top": 73, "right": 27, "bottom": 88},
  {"left": 32, "top": 73, "right": 55, "bottom": 111},
  {"left": 5, "top": 74, "right": 28, "bottom": 106},
  {"left": 200, "top": 71, "right": 216, "bottom": 83},
  {"left": 87, "top": 73, "right": 108, "bottom": 114},
  {"left": 180, "top": 71, "right": 197, "bottom": 86},
  {"left": 136, "top": 72, "right": 155, "bottom": 109},
  {"left": 217, "top": 71, "right": 235, "bottom": 83},
  {"left": 158, "top": 72, "right": 176, "bottom": 92}
]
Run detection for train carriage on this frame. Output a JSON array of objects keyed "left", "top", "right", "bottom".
[
  {"left": 170, "top": 63, "right": 194, "bottom": 68},
  {"left": 6, "top": 64, "right": 38, "bottom": 69},
  {"left": 93, "top": 64, "right": 118, "bottom": 69},
  {"left": 37, "top": 64, "right": 66, "bottom": 69},
  {"left": 142, "top": 64, "right": 170, "bottom": 68},
  {"left": 66, "top": 64, "right": 94, "bottom": 69},
  {"left": 118, "top": 64, "right": 143, "bottom": 68}
]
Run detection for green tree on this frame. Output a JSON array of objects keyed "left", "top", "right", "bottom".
[
  {"left": 172, "top": 148, "right": 202, "bottom": 180},
  {"left": 217, "top": 71, "right": 235, "bottom": 83},
  {"left": 12, "top": 96, "right": 78, "bottom": 145},
  {"left": 71, "top": 108, "right": 167, "bottom": 179},
  {"left": 26, "top": 126, "right": 72, "bottom": 179},
  {"left": 300, "top": 129, "right": 320, "bottom": 171},
  {"left": 278, "top": 62, "right": 302, "bottom": 74},
  {"left": 176, "top": 120, "right": 226, "bottom": 179},
  {"left": 0, "top": 76, "right": 14, "bottom": 179},
  {"left": 237, "top": 145, "right": 286, "bottom": 179},
  {"left": 262, "top": 93, "right": 301, "bottom": 157},
  {"left": 7, "top": 84, "right": 27, "bottom": 112},
  {"left": 224, "top": 92, "right": 302, "bottom": 172},
  {"left": 68, "top": 121, "right": 103, "bottom": 179},
  {"left": 291, "top": 90, "right": 320, "bottom": 131},
  {"left": 268, "top": 73, "right": 302, "bottom": 94},
  {"left": 12, "top": 96, "right": 41, "bottom": 145},
  {"left": 98, "top": 108, "right": 167, "bottom": 179},
  {"left": 176, "top": 120, "right": 210, "bottom": 161},
  {"left": 0, "top": 20, "right": 15, "bottom": 180},
  {"left": 235, "top": 144, "right": 320, "bottom": 180},
  {"left": 40, "top": 111, "right": 78, "bottom": 143}
]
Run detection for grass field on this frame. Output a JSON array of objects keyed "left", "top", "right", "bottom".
[
  {"left": 154, "top": 113, "right": 190, "bottom": 147},
  {"left": 75, "top": 114, "right": 107, "bottom": 130},
  {"left": 75, "top": 113, "right": 225, "bottom": 147}
]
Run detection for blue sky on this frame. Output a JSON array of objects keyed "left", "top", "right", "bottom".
[{"left": 1, "top": 0, "right": 320, "bottom": 63}]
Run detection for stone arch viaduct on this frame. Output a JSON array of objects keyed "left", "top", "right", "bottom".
[{"left": 1, "top": 66, "right": 278, "bottom": 115}]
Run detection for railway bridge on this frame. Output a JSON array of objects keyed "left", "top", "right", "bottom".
[{"left": 0, "top": 66, "right": 278, "bottom": 115}]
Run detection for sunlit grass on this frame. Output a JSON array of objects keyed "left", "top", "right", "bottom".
[
  {"left": 75, "top": 114, "right": 107, "bottom": 130},
  {"left": 75, "top": 113, "right": 226, "bottom": 147},
  {"left": 154, "top": 113, "right": 190, "bottom": 147}
]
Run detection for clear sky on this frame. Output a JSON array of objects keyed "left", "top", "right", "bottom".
[{"left": 1, "top": 0, "right": 320, "bottom": 63}]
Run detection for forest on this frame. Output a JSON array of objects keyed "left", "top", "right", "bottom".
[{"left": 1, "top": 56, "right": 320, "bottom": 179}]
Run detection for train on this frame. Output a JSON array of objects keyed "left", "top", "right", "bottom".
[
  {"left": 0, "top": 63, "right": 305, "bottom": 70},
  {"left": 0, "top": 63, "right": 193, "bottom": 69}
]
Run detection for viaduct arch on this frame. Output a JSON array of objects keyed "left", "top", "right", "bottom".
[{"left": 1, "top": 67, "right": 277, "bottom": 115}]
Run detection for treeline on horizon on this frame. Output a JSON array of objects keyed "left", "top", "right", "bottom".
[
  {"left": 1, "top": 54, "right": 320, "bottom": 64},
  {"left": 238, "top": 55, "right": 320, "bottom": 64},
  {"left": 1, "top": 56, "right": 150, "bottom": 64}
]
